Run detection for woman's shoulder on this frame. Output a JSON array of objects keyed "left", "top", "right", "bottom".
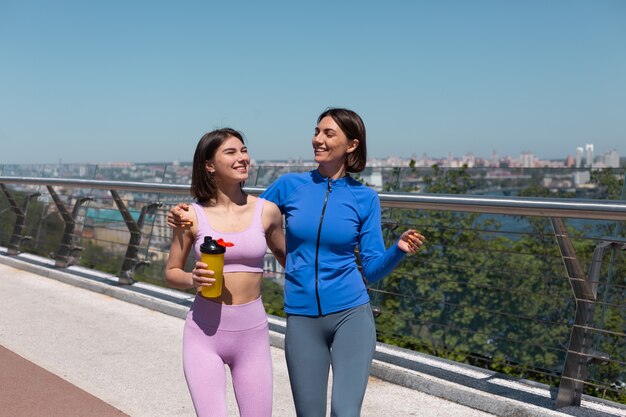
[
  {"left": 346, "top": 177, "right": 377, "bottom": 197},
  {"left": 344, "top": 179, "right": 379, "bottom": 213},
  {"left": 247, "top": 195, "right": 261, "bottom": 204},
  {"left": 248, "top": 195, "right": 268, "bottom": 208},
  {"left": 247, "top": 195, "right": 277, "bottom": 213},
  {"left": 260, "top": 198, "right": 281, "bottom": 214},
  {"left": 259, "top": 197, "right": 283, "bottom": 231},
  {"left": 262, "top": 171, "right": 313, "bottom": 202},
  {"left": 273, "top": 171, "right": 312, "bottom": 186}
]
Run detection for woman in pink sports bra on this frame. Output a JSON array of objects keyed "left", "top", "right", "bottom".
[{"left": 165, "top": 128, "right": 286, "bottom": 417}]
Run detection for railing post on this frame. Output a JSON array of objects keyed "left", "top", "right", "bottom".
[
  {"left": 110, "top": 190, "right": 162, "bottom": 285},
  {"left": 0, "top": 184, "right": 40, "bottom": 255},
  {"left": 551, "top": 218, "right": 617, "bottom": 409},
  {"left": 46, "top": 185, "right": 93, "bottom": 268}
]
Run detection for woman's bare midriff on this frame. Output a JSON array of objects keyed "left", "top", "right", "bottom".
[{"left": 198, "top": 272, "right": 263, "bottom": 305}]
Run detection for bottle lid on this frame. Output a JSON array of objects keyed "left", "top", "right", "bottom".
[{"left": 199, "top": 236, "right": 226, "bottom": 254}]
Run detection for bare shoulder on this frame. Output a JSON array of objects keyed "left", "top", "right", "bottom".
[
  {"left": 260, "top": 198, "right": 282, "bottom": 229},
  {"left": 261, "top": 198, "right": 280, "bottom": 215}
]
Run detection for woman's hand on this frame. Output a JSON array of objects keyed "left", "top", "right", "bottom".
[
  {"left": 397, "top": 230, "right": 425, "bottom": 254},
  {"left": 191, "top": 261, "right": 216, "bottom": 289},
  {"left": 167, "top": 203, "right": 193, "bottom": 229}
]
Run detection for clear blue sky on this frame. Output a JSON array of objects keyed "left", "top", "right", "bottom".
[{"left": 1, "top": 0, "right": 624, "bottom": 165}]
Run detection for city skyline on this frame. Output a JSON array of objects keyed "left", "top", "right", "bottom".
[
  {"left": 1, "top": 0, "right": 625, "bottom": 164},
  {"left": 1, "top": 143, "right": 621, "bottom": 170}
]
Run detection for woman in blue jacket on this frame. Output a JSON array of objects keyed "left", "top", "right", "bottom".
[{"left": 169, "top": 108, "right": 425, "bottom": 417}]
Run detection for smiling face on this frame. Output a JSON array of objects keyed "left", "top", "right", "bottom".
[
  {"left": 312, "top": 116, "right": 359, "bottom": 173},
  {"left": 206, "top": 135, "right": 250, "bottom": 183}
]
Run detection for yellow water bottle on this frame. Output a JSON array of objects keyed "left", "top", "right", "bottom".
[{"left": 199, "top": 236, "right": 226, "bottom": 298}]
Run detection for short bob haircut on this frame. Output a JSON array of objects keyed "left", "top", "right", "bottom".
[
  {"left": 191, "top": 127, "right": 245, "bottom": 204},
  {"left": 317, "top": 108, "right": 367, "bottom": 173}
]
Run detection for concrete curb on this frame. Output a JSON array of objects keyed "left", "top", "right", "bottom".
[{"left": 2, "top": 250, "right": 625, "bottom": 417}]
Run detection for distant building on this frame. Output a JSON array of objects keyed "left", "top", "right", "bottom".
[
  {"left": 520, "top": 152, "right": 535, "bottom": 168},
  {"left": 491, "top": 150, "right": 498, "bottom": 167},
  {"left": 361, "top": 167, "right": 383, "bottom": 190},
  {"left": 576, "top": 147, "right": 583, "bottom": 168},
  {"left": 573, "top": 171, "right": 591, "bottom": 187},
  {"left": 585, "top": 144, "right": 594, "bottom": 168},
  {"left": 601, "top": 149, "right": 620, "bottom": 168},
  {"left": 461, "top": 153, "right": 476, "bottom": 168}
]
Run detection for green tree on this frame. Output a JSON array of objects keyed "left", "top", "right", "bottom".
[
  {"left": 373, "top": 165, "right": 577, "bottom": 389},
  {"left": 591, "top": 169, "right": 624, "bottom": 199}
]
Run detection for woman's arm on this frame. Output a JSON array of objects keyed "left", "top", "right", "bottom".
[
  {"left": 165, "top": 204, "right": 216, "bottom": 290},
  {"left": 263, "top": 200, "right": 286, "bottom": 268},
  {"left": 164, "top": 225, "right": 196, "bottom": 290},
  {"left": 358, "top": 195, "right": 425, "bottom": 283}
]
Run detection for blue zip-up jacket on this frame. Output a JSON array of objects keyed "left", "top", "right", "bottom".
[{"left": 261, "top": 169, "right": 406, "bottom": 316}]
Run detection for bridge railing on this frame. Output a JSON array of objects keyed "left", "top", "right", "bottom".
[{"left": 1, "top": 174, "right": 625, "bottom": 409}]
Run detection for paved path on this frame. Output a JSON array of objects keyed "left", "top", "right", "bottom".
[
  {"left": 0, "top": 345, "right": 129, "bottom": 417},
  {"left": 0, "top": 261, "right": 497, "bottom": 417}
]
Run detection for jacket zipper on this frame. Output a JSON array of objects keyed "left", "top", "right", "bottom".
[{"left": 314, "top": 178, "right": 332, "bottom": 316}]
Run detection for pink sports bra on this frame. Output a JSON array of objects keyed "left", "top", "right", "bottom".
[{"left": 192, "top": 199, "right": 266, "bottom": 273}]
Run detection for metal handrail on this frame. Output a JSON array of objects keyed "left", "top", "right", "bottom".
[
  {"left": 1, "top": 175, "right": 625, "bottom": 410},
  {"left": 3, "top": 176, "right": 626, "bottom": 221},
  {"left": 0, "top": 176, "right": 191, "bottom": 194}
]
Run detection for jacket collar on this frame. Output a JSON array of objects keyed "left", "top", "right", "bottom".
[{"left": 311, "top": 169, "right": 350, "bottom": 187}]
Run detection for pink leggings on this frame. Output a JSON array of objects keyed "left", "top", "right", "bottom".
[{"left": 183, "top": 296, "right": 272, "bottom": 417}]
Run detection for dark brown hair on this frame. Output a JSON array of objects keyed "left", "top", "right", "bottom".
[
  {"left": 317, "top": 108, "right": 367, "bottom": 173},
  {"left": 190, "top": 128, "right": 245, "bottom": 203}
]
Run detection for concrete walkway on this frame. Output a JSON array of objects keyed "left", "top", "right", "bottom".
[{"left": 0, "top": 261, "right": 495, "bottom": 417}]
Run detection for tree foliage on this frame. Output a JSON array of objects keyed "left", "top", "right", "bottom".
[{"left": 371, "top": 165, "right": 625, "bottom": 402}]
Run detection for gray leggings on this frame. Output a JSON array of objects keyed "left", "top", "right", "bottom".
[{"left": 285, "top": 303, "right": 376, "bottom": 417}]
